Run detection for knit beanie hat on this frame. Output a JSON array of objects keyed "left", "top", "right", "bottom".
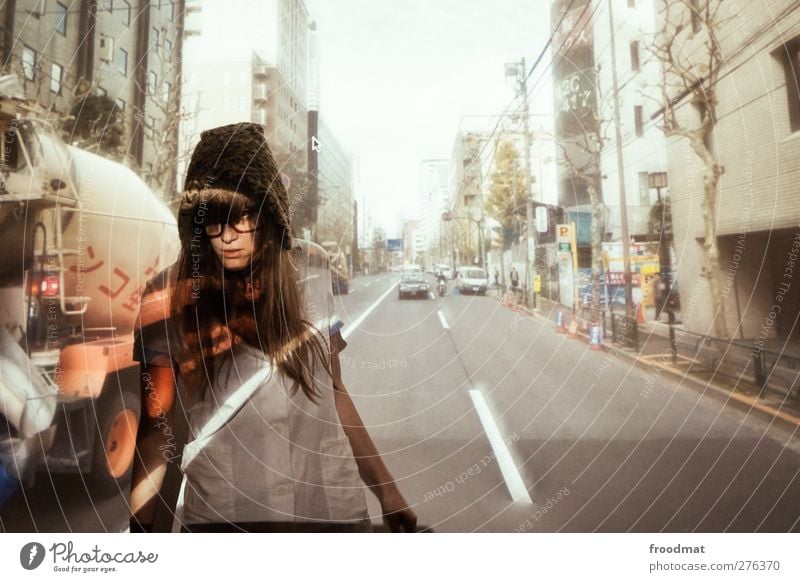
[{"left": 181, "top": 122, "right": 293, "bottom": 249}]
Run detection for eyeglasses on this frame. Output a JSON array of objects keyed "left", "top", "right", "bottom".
[{"left": 204, "top": 212, "right": 260, "bottom": 238}]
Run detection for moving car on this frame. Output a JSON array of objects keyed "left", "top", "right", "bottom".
[
  {"left": 398, "top": 273, "right": 430, "bottom": 299},
  {"left": 456, "top": 267, "right": 489, "bottom": 295}
]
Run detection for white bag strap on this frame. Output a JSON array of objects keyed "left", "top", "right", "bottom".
[
  {"left": 180, "top": 362, "right": 272, "bottom": 470},
  {"left": 171, "top": 361, "right": 272, "bottom": 533}
]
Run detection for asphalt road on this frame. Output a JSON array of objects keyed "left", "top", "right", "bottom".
[
  {"left": 3, "top": 271, "right": 798, "bottom": 532},
  {"left": 338, "top": 273, "right": 800, "bottom": 532}
]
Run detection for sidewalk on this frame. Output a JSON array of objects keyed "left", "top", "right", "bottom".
[{"left": 491, "top": 286, "right": 800, "bottom": 434}]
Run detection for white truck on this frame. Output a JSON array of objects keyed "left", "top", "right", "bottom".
[{"left": 0, "top": 77, "right": 178, "bottom": 505}]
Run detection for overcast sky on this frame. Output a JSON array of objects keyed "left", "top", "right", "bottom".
[{"left": 303, "top": 0, "right": 552, "bottom": 236}]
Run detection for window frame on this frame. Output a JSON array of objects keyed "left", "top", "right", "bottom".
[
  {"left": 148, "top": 70, "right": 158, "bottom": 96},
  {"left": 120, "top": 0, "right": 131, "bottom": 26},
  {"left": 116, "top": 47, "right": 128, "bottom": 75},
  {"left": 630, "top": 40, "right": 640, "bottom": 72},
  {"left": 50, "top": 62, "right": 63, "bottom": 94},
  {"left": 779, "top": 37, "right": 800, "bottom": 133},
  {"left": 21, "top": 46, "right": 36, "bottom": 81},
  {"left": 634, "top": 105, "right": 644, "bottom": 137},
  {"left": 54, "top": 2, "right": 68, "bottom": 36}
]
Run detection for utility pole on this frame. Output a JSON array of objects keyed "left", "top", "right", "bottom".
[
  {"left": 506, "top": 58, "right": 535, "bottom": 307},
  {"left": 608, "top": 0, "right": 634, "bottom": 317}
]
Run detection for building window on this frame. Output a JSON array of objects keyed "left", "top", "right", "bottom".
[
  {"left": 634, "top": 105, "right": 644, "bottom": 137},
  {"left": 148, "top": 71, "right": 158, "bottom": 95},
  {"left": 690, "top": 0, "right": 702, "bottom": 34},
  {"left": 168, "top": 0, "right": 175, "bottom": 21},
  {"left": 779, "top": 37, "right": 800, "bottom": 132},
  {"left": 21, "top": 46, "right": 36, "bottom": 81},
  {"left": 55, "top": 2, "right": 67, "bottom": 35},
  {"left": 152, "top": 27, "right": 160, "bottom": 50},
  {"left": 106, "top": 0, "right": 113, "bottom": 13},
  {"left": 31, "top": 0, "right": 46, "bottom": 18},
  {"left": 114, "top": 97, "right": 125, "bottom": 111},
  {"left": 630, "top": 40, "right": 640, "bottom": 71},
  {"left": 50, "top": 62, "right": 63, "bottom": 94},
  {"left": 164, "top": 39, "right": 172, "bottom": 57},
  {"left": 162, "top": 81, "right": 171, "bottom": 102},
  {"left": 120, "top": 0, "right": 131, "bottom": 26},
  {"left": 116, "top": 47, "right": 128, "bottom": 75},
  {"left": 96, "top": 86, "right": 107, "bottom": 96}
]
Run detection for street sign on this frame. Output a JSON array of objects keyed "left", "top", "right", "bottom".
[
  {"left": 387, "top": 239, "right": 404, "bottom": 252},
  {"left": 557, "top": 224, "right": 572, "bottom": 244},
  {"left": 535, "top": 206, "right": 549, "bottom": 233}
]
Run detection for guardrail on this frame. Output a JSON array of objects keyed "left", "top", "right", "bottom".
[{"left": 675, "top": 329, "right": 800, "bottom": 400}]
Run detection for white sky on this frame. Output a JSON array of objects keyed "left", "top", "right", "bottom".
[
  {"left": 304, "top": 0, "right": 553, "bottom": 236},
  {"left": 186, "top": 0, "right": 553, "bottom": 237}
]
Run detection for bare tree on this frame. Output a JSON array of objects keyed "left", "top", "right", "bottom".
[{"left": 650, "top": 0, "right": 729, "bottom": 338}]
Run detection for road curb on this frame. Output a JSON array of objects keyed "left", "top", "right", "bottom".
[{"left": 491, "top": 293, "right": 800, "bottom": 434}]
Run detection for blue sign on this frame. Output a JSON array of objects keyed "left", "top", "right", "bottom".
[{"left": 387, "top": 239, "right": 404, "bottom": 252}]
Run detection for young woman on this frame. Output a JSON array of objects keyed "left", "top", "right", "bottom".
[{"left": 129, "top": 123, "right": 416, "bottom": 532}]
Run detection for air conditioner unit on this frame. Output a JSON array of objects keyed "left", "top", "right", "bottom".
[{"left": 99, "top": 36, "right": 115, "bottom": 62}]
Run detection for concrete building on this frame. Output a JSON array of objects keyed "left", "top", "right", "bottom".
[
  {"left": 181, "top": 0, "right": 310, "bottom": 195},
  {"left": 446, "top": 131, "right": 485, "bottom": 268},
  {"left": 315, "top": 118, "right": 353, "bottom": 264},
  {"left": 660, "top": 0, "right": 800, "bottom": 351},
  {"left": 1, "top": 0, "right": 186, "bottom": 198},
  {"left": 593, "top": 0, "right": 669, "bottom": 242},
  {"left": 419, "top": 159, "right": 449, "bottom": 264}
]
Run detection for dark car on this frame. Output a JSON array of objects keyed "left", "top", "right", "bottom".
[
  {"left": 331, "top": 268, "right": 349, "bottom": 295},
  {"left": 398, "top": 274, "right": 430, "bottom": 299}
]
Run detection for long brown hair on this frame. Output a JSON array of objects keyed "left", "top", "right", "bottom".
[{"left": 171, "top": 188, "right": 331, "bottom": 402}]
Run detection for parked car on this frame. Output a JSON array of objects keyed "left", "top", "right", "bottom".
[
  {"left": 456, "top": 267, "right": 489, "bottom": 295},
  {"left": 398, "top": 274, "right": 430, "bottom": 299},
  {"left": 331, "top": 268, "right": 350, "bottom": 295}
]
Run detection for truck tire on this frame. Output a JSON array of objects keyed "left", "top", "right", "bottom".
[{"left": 90, "top": 375, "right": 140, "bottom": 498}]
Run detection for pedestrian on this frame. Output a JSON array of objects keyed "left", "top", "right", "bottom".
[
  {"left": 494, "top": 267, "right": 499, "bottom": 286},
  {"left": 129, "top": 123, "right": 416, "bottom": 533},
  {"left": 510, "top": 266, "right": 520, "bottom": 297}
]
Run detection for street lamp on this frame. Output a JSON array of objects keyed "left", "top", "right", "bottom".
[
  {"left": 648, "top": 171, "right": 668, "bottom": 201},
  {"left": 647, "top": 171, "right": 676, "bottom": 362}
]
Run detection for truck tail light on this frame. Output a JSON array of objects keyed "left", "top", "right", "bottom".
[{"left": 31, "top": 273, "right": 60, "bottom": 297}]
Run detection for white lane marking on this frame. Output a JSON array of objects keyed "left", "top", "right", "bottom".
[
  {"left": 342, "top": 282, "right": 398, "bottom": 340},
  {"left": 348, "top": 289, "right": 355, "bottom": 294},
  {"left": 469, "top": 389, "right": 532, "bottom": 504},
  {"left": 437, "top": 310, "right": 450, "bottom": 329},
  {"left": 364, "top": 282, "right": 372, "bottom": 287},
  {"left": 429, "top": 292, "right": 435, "bottom": 300}
]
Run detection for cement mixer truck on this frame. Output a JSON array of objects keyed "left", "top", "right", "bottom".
[{"left": 0, "top": 77, "right": 179, "bottom": 505}]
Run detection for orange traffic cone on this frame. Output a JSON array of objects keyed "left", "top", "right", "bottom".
[
  {"left": 636, "top": 303, "right": 645, "bottom": 324},
  {"left": 566, "top": 319, "right": 579, "bottom": 339},
  {"left": 589, "top": 324, "right": 604, "bottom": 351},
  {"left": 555, "top": 312, "right": 566, "bottom": 333}
]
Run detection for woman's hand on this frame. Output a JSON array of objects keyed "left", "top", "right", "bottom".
[{"left": 379, "top": 485, "right": 418, "bottom": 532}]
